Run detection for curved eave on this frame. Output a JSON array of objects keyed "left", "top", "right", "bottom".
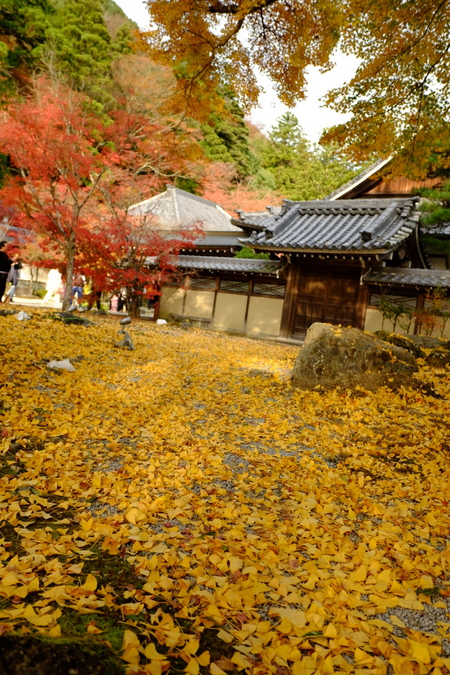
[{"left": 249, "top": 244, "right": 394, "bottom": 258}]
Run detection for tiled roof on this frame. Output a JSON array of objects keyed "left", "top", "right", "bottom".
[
  {"left": 146, "top": 255, "right": 282, "bottom": 274},
  {"left": 422, "top": 224, "right": 450, "bottom": 237},
  {"left": 232, "top": 206, "right": 282, "bottom": 232},
  {"left": 363, "top": 267, "right": 450, "bottom": 288},
  {"left": 173, "top": 255, "right": 283, "bottom": 274},
  {"left": 243, "top": 198, "right": 420, "bottom": 253},
  {"left": 324, "top": 157, "right": 392, "bottom": 200},
  {"left": 128, "top": 185, "right": 243, "bottom": 234}
]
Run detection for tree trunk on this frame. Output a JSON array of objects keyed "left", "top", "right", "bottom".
[
  {"left": 128, "top": 292, "right": 141, "bottom": 319},
  {"left": 62, "top": 238, "right": 76, "bottom": 311}
]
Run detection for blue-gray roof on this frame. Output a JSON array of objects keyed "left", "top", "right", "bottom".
[
  {"left": 363, "top": 267, "right": 450, "bottom": 288},
  {"left": 422, "top": 224, "right": 450, "bottom": 237},
  {"left": 232, "top": 206, "right": 282, "bottom": 232},
  {"left": 241, "top": 198, "right": 420, "bottom": 254},
  {"left": 147, "top": 255, "right": 282, "bottom": 274},
  {"left": 173, "top": 255, "right": 283, "bottom": 274}
]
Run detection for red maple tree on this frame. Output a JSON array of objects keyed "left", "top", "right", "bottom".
[
  {"left": 0, "top": 76, "right": 201, "bottom": 311},
  {"left": 200, "top": 162, "right": 282, "bottom": 217},
  {"left": 78, "top": 211, "right": 200, "bottom": 318}
]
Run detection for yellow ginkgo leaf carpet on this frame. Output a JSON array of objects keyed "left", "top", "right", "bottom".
[{"left": 0, "top": 312, "right": 449, "bottom": 675}]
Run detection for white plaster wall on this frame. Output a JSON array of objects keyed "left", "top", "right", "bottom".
[
  {"left": 247, "top": 297, "right": 283, "bottom": 336},
  {"left": 213, "top": 293, "right": 247, "bottom": 332},
  {"left": 159, "top": 286, "right": 185, "bottom": 318},
  {"left": 184, "top": 290, "right": 214, "bottom": 319}
]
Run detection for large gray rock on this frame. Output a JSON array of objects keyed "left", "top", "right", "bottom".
[{"left": 292, "top": 323, "right": 418, "bottom": 391}]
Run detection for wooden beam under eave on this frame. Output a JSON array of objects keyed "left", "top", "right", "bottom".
[{"left": 279, "top": 263, "right": 299, "bottom": 339}]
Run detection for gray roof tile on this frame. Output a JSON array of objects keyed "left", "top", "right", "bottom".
[
  {"left": 164, "top": 255, "right": 283, "bottom": 274},
  {"left": 175, "top": 255, "right": 282, "bottom": 274},
  {"left": 232, "top": 207, "right": 282, "bottom": 232},
  {"left": 128, "top": 185, "right": 243, "bottom": 234},
  {"left": 242, "top": 198, "right": 420, "bottom": 253},
  {"left": 363, "top": 267, "right": 450, "bottom": 288},
  {"left": 422, "top": 224, "right": 450, "bottom": 237}
]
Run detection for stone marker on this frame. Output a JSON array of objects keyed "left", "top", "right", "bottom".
[{"left": 115, "top": 317, "right": 134, "bottom": 350}]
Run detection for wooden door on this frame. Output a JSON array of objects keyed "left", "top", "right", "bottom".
[
  {"left": 292, "top": 271, "right": 327, "bottom": 336},
  {"left": 292, "top": 267, "right": 361, "bottom": 338}
]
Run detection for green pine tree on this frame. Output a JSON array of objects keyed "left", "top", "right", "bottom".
[
  {"left": 418, "top": 179, "right": 450, "bottom": 261},
  {"left": 260, "top": 112, "right": 313, "bottom": 199},
  {"left": 111, "top": 23, "right": 134, "bottom": 56},
  {"left": 46, "top": 0, "right": 112, "bottom": 89},
  {"left": 258, "top": 112, "right": 357, "bottom": 201},
  {"left": 419, "top": 180, "right": 450, "bottom": 230},
  {"left": 201, "top": 90, "right": 258, "bottom": 177},
  {"left": 0, "top": 0, "right": 54, "bottom": 93},
  {"left": 200, "top": 89, "right": 275, "bottom": 190}
]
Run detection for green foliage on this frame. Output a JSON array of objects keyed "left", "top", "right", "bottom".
[
  {"left": 200, "top": 89, "right": 276, "bottom": 191},
  {"left": 103, "top": 0, "right": 128, "bottom": 17},
  {"left": 418, "top": 180, "right": 450, "bottom": 230},
  {"left": 378, "top": 294, "right": 413, "bottom": 333},
  {"left": 46, "top": 0, "right": 112, "bottom": 89},
  {"left": 0, "top": 633, "right": 125, "bottom": 675},
  {"left": 111, "top": 23, "right": 134, "bottom": 55},
  {"left": 420, "top": 236, "right": 450, "bottom": 256},
  {"left": 175, "top": 176, "right": 200, "bottom": 194},
  {"left": 269, "top": 111, "right": 308, "bottom": 149},
  {"left": 255, "top": 113, "right": 357, "bottom": 201},
  {"left": 0, "top": 0, "right": 54, "bottom": 92},
  {"left": 0, "top": 153, "right": 9, "bottom": 187},
  {"left": 234, "top": 246, "right": 269, "bottom": 260},
  {"left": 200, "top": 90, "right": 259, "bottom": 179}
]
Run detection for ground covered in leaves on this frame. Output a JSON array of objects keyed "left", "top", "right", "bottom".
[{"left": 0, "top": 311, "right": 449, "bottom": 675}]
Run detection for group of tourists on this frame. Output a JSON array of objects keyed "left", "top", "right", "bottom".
[
  {"left": 0, "top": 240, "right": 22, "bottom": 304},
  {"left": 0, "top": 244, "right": 104, "bottom": 310},
  {"left": 0, "top": 242, "right": 131, "bottom": 313}
]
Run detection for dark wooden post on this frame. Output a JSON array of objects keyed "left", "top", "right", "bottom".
[
  {"left": 279, "top": 263, "right": 299, "bottom": 339},
  {"left": 355, "top": 283, "right": 369, "bottom": 330}
]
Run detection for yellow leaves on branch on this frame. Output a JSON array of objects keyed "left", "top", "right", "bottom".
[{"left": 0, "top": 311, "right": 449, "bottom": 675}]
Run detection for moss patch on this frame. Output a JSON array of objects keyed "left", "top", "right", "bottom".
[
  {"left": 81, "top": 547, "right": 145, "bottom": 595},
  {"left": 58, "top": 610, "right": 125, "bottom": 653},
  {"left": 0, "top": 633, "right": 125, "bottom": 675}
]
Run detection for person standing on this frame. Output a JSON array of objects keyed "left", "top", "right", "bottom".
[
  {"left": 4, "top": 257, "right": 22, "bottom": 303},
  {"left": 43, "top": 268, "right": 62, "bottom": 304},
  {"left": 0, "top": 241, "right": 12, "bottom": 302},
  {"left": 71, "top": 272, "right": 84, "bottom": 306}
]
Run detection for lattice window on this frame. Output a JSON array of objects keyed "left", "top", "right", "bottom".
[
  {"left": 252, "top": 282, "right": 285, "bottom": 298},
  {"left": 219, "top": 280, "right": 249, "bottom": 294},
  {"left": 188, "top": 277, "right": 216, "bottom": 291}
]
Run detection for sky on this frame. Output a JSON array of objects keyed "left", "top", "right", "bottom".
[{"left": 113, "top": 0, "right": 357, "bottom": 144}]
